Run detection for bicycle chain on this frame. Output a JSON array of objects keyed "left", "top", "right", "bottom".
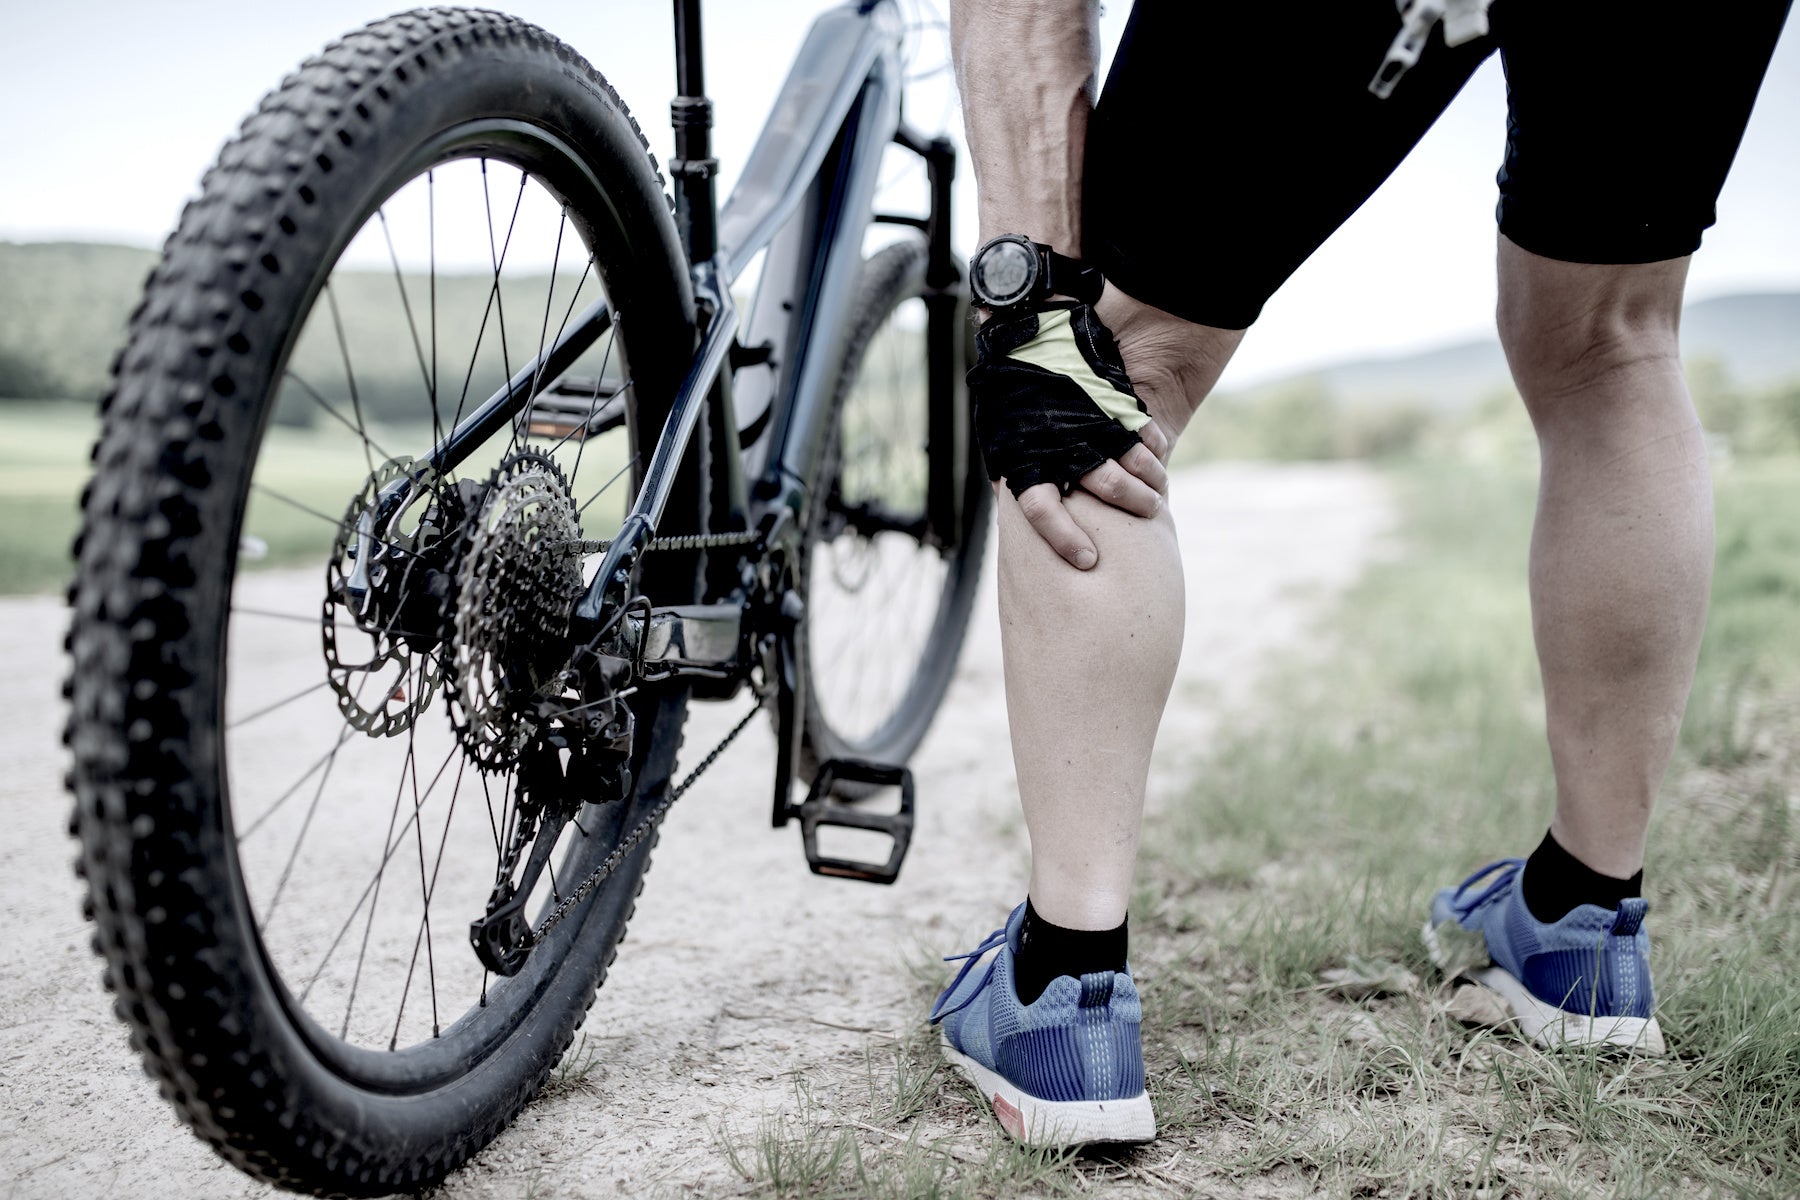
[
  {"left": 565, "top": 529, "right": 762, "bottom": 555},
  {"left": 529, "top": 693, "right": 767, "bottom": 944}
]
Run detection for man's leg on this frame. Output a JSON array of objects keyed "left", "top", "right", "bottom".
[
  {"left": 1005, "top": 292, "right": 1239, "bottom": 935},
  {"left": 935, "top": 5, "right": 1246, "bottom": 1144},
  {"left": 1426, "top": 238, "right": 1708, "bottom": 1050},
  {"left": 950, "top": 1, "right": 1241, "bottom": 940},
  {"left": 1497, "top": 236, "right": 1713, "bottom": 882}
]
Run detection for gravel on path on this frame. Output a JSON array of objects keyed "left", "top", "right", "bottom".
[{"left": 0, "top": 462, "right": 1390, "bottom": 1199}]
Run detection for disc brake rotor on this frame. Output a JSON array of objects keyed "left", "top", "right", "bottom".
[{"left": 322, "top": 456, "right": 447, "bottom": 736}]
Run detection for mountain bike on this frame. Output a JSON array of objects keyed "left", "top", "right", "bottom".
[{"left": 64, "top": 2, "right": 988, "bottom": 1192}]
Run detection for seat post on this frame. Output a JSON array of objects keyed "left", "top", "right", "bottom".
[{"left": 670, "top": 0, "right": 718, "bottom": 264}]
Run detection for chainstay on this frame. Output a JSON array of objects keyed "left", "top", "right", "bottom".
[{"left": 530, "top": 693, "right": 767, "bottom": 943}]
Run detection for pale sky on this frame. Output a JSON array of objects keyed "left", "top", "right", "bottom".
[{"left": 3, "top": 1, "right": 1795, "bottom": 388}]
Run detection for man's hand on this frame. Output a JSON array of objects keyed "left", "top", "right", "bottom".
[
  {"left": 1010, "top": 420, "right": 1168, "bottom": 570},
  {"left": 970, "top": 300, "right": 1172, "bottom": 570}
]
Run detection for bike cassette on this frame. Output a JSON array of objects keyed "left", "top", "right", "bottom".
[
  {"left": 793, "top": 758, "right": 915, "bottom": 885},
  {"left": 445, "top": 451, "right": 585, "bottom": 772}
]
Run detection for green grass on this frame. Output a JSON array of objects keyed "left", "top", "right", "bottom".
[
  {"left": 0, "top": 404, "right": 96, "bottom": 594},
  {"left": 0, "top": 403, "right": 439, "bottom": 594},
  {"left": 0, "top": 402, "right": 629, "bottom": 595},
  {"left": 720, "top": 459, "right": 1800, "bottom": 1199},
  {"left": 1126, "top": 460, "right": 1800, "bottom": 1198}
]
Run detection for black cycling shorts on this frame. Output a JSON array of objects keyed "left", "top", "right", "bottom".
[{"left": 1084, "top": 0, "right": 1793, "bottom": 330}]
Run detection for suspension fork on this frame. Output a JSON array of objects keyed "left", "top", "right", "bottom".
[{"left": 881, "top": 124, "right": 967, "bottom": 548}]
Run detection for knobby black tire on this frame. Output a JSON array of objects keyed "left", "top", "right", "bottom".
[
  {"left": 798, "top": 238, "right": 993, "bottom": 777},
  {"left": 65, "top": 10, "right": 699, "bottom": 1195}
]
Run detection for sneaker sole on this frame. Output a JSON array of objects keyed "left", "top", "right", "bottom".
[
  {"left": 939, "top": 1033, "right": 1156, "bottom": 1147},
  {"left": 1422, "top": 919, "right": 1666, "bottom": 1055}
]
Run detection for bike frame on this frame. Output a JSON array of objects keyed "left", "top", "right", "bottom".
[{"left": 418, "top": 0, "right": 968, "bottom": 646}]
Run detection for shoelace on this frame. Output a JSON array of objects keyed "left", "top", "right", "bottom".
[
  {"left": 1447, "top": 857, "right": 1525, "bottom": 922},
  {"left": 927, "top": 925, "right": 1007, "bottom": 1024}
]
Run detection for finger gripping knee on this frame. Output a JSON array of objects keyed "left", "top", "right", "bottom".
[{"left": 969, "top": 304, "right": 1149, "bottom": 498}]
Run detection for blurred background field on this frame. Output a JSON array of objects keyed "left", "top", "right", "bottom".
[
  {"left": 0, "top": 240, "right": 628, "bottom": 594},
  {"left": 3, "top": 234, "right": 1797, "bottom": 671},
  {"left": 5, "top": 238, "right": 1800, "bottom": 596}
]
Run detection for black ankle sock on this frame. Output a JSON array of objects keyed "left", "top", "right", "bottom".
[
  {"left": 1520, "top": 829, "right": 1642, "bottom": 923},
  {"left": 1012, "top": 898, "right": 1128, "bottom": 1006}
]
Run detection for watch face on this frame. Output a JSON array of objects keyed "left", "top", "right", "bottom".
[{"left": 976, "top": 239, "right": 1034, "bottom": 306}]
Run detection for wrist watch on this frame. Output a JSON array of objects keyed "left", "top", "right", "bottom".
[{"left": 968, "top": 234, "right": 1104, "bottom": 312}]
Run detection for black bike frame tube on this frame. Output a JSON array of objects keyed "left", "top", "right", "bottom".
[
  {"left": 421, "top": 4, "right": 900, "bottom": 502},
  {"left": 770, "top": 57, "right": 902, "bottom": 494},
  {"left": 714, "top": 4, "right": 896, "bottom": 284},
  {"left": 421, "top": 298, "right": 613, "bottom": 475},
  {"left": 571, "top": 264, "right": 738, "bottom": 632},
  {"left": 671, "top": 0, "right": 719, "bottom": 265},
  {"left": 422, "top": 1, "right": 907, "bottom": 647},
  {"left": 898, "top": 125, "right": 967, "bottom": 546}
]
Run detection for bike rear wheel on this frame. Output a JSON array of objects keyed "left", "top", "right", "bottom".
[
  {"left": 65, "top": 11, "right": 700, "bottom": 1194},
  {"left": 799, "top": 238, "right": 992, "bottom": 775}
]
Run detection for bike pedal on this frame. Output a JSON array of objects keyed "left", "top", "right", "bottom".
[{"left": 797, "top": 759, "right": 914, "bottom": 885}]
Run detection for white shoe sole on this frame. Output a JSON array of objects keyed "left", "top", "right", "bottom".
[
  {"left": 940, "top": 1033, "right": 1156, "bottom": 1147},
  {"left": 1422, "top": 919, "right": 1665, "bottom": 1055}
]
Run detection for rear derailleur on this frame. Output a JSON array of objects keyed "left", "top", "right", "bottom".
[{"left": 468, "top": 698, "right": 634, "bottom": 976}]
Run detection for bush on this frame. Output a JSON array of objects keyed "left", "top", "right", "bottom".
[{"left": 0, "top": 347, "right": 67, "bottom": 400}]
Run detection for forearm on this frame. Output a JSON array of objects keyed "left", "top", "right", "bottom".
[{"left": 951, "top": 0, "right": 1101, "bottom": 255}]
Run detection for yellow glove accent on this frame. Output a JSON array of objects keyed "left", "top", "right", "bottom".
[{"left": 1004, "top": 310, "right": 1152, "bottom": 433}]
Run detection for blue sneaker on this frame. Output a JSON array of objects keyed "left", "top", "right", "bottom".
[
  {"left": 929, "top": 904, "right": 1155, "bottom": 1146},
  {"left": 1424, "top": 858, "right": 1664, "bottom": 1053}
]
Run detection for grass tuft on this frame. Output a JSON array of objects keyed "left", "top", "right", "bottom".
[
  {"left": 1131, "top": 460, "right": 1800, "bottom": 1198},
  {"left": 718, "top": 460, "right": 1800, "bottom": 1198}
]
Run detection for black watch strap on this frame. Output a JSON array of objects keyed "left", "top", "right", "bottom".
[
  {"left": 972, "top": 235, "right": 1106, "bottom": 311},
  {"left": 1039, "top": 247, "right": 1104, "bottom": 307}
]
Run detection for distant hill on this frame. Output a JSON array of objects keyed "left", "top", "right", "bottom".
[
  {"left": 3, "top": 240, "right": 1795, "bottom": 413},
  {"left": 1224, "top": 291, "right": 1800, "bottom": 410},
  {"left": 0, "top": 242, "right": 159, "bottom": 400},
  {"left": 0, "top": 241, "right": 605, "bottom": 420}
]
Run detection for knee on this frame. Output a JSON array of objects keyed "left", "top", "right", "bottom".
[
  {"left": 1496, "top": 240, "right": 1687, "bottom": 421},
  {"left": 1096, "top": 285, "right": 1243, "bottom": 440},
  {"left": 1497, "top": 288, "right": 1682, "bottom": 413}
]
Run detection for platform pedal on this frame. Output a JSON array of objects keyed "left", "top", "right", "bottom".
[{"left": 797, "top": 758, "right": 914, "bottom": 885}]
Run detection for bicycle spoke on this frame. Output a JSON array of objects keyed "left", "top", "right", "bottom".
[
  {"left": 228, "top": 678, "right": 333, "bottom": 731},
  {"left": 231, "top": 604, "right": 437, "bottom": 643},
  {"left": 258, "top": 587, "right": 422, "bottom": 958},
  {"left": 283, "top": 368, "right": 397, "bottom": 461},
  {"left": 575, "top": 450, "right": 640, "bottom": 519},
  {"left": 236, "top": 725, "right": 355, "bottom": 842},
  {"left": 259, "top": 714, "right": 352, "bottom": 930},
  {"left": 341, "top": 734, "right": 417, "bottom": 1036},
  {"left": 447, "top": 160, "right": 527, "bottom": 438},
  {"left": 249, "top": 483, "right": 427, "bottom": 565},
  {"left": 404, "top": 751, "right": 470, "bottom": 1046},
  {"left": 481, "top": 771, "right": 503, "bottom": 857},
  {"left": 567, "top": 320, "right": 621, "bottom": 494},
  {"left": 429, "top": 168, "right": 441, "bottom": 447},
  {"left": 324, "top": 281, "right": 376, "bottom": 478},
  {"left": 504, "top": 206, "right": 571, "bottom": 462},
  {"left": 302, "top": 740, "right": 459, "bottom": 1006},
  {"left": 377, "top": 206, "right": 435, "bottom": 407},
  {"left": 399, "top": 707, "right": 442, "bottom": 1042},
  {"left": 531, "top": 256, "right": 594, "bottom": 409}
]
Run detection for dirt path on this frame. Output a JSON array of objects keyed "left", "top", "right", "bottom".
[{"left": 0, "top": 463, "right": 1390, "bottom": 1199}]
